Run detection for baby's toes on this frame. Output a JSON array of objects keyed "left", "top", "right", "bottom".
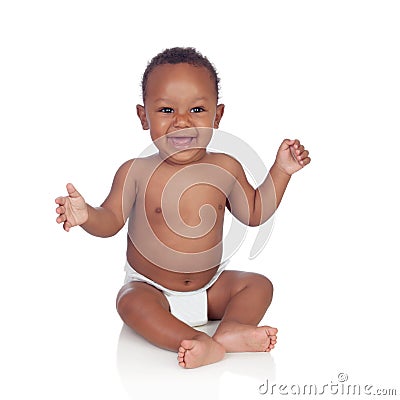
[
  {"left": 266, "top": 327, "right": 278, "bottom": 335},
  {"left": 268, "top": 333, "right": 277, "bottom": 342},
  {"left": 177, "top": 349, "right": 186, "bottom": 366},
  {"left": 266, "top": 342, "right": 275, "bottom": 351}
]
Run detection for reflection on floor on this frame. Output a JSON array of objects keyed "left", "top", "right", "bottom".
[{"left": 116, "top": 321, "right": 276, "bottom": 400}]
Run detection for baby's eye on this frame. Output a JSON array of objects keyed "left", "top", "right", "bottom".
[
  {"left": 159, "top": 107, "right": 174, "bottom": 113},
  {"left": 190, "top": 107, "right": 205, "bottom": 113}
]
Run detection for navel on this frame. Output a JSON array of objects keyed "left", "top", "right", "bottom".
[
  {"left": 218, "top": 204, "right": 223, "bottom": 210},
  {"left": 155, "top": 207, "right": 162, "bottom": 213}
]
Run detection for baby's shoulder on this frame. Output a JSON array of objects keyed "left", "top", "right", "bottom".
[
  {"left": 116, "top": 154, "right": 158, "bottom": 174},
  {"left": 115, "top": 158, "right": 136, "bottom": 177},
  {"left": 115, "top": 155, "right": 167, "bottom": 186},
  {"left": 207, "top": 152, "right": 244, "bottom": 175}
]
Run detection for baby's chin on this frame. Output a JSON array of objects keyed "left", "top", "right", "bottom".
[{"left": 160, "top": 147, "right": 207, "bottom": 165}]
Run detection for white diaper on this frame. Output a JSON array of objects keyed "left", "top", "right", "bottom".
[{"left": 123, "top": 261, "right": 227, "bottom": 327}]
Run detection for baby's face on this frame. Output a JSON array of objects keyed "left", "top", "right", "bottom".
[{"left": 137, "top": 63, "right": 224, "bottom": 164}]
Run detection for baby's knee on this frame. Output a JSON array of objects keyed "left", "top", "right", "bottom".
[
  {"left": 249, "top": 273, "right": 274, "bottom": 297},
  {"left": 116, "top": 283, "right": 145, "bottom": 315},
  {"left": 116, "top": 282, "right": 169, "bottom": 318},
  {"left": 116, "top": 285, "right": 137, "bottom": 316}
]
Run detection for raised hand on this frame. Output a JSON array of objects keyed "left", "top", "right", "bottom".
[
  {"left": 55, "top": 183, "right": 89, "bottom": 232},
  {"left": 274, "top": 139, "right": 311, "bottom": 176}
]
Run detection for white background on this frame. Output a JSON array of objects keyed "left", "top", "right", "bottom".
[{"left": 1, "top": 1, "right": 399, "bottom": 399}]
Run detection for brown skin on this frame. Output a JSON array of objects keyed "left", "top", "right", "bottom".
[{"left": 55, "top": 63, "right": 311, "bottom": 368}]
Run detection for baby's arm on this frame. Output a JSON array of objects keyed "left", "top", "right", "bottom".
[
  {"left": 55, "top": 159, "right": 135, "bottom": 237},
  {"left": 227, "top": 139, "right": 310, "bottom": 226}
]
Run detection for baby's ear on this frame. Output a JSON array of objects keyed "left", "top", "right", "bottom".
[
  {"left": 214, "top": 104, "right": 225, "bottom": 129},
  {"left": 136, "top": 105, "right": 149, "bottom": 130}
]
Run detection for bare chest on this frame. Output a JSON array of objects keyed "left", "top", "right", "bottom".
[{"left": 144, "top": 167, "right": 228, "bottom": 227}]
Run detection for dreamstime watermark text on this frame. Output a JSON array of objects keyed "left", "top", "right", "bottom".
[{"left": 259, "top": 373, "right": 398, "bottom": 397}]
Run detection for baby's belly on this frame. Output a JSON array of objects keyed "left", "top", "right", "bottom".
[{"left": 126, "top": 238, "right": 221, "bottom": 292}]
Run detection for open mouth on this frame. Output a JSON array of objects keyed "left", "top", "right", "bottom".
[
  {"left": 162, "top": 128, "right": 212, "bottom": 153},
  {"left": 167, "top": 136, "right": 197, "bottom": 150}
]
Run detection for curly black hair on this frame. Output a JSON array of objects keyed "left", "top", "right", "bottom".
[{"left": 141, "top": 47, "right": 220, "bottom": 102}]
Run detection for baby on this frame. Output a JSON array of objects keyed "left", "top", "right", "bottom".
[{"left": 55, "top": 47, "right": 311, "bottom": 368}]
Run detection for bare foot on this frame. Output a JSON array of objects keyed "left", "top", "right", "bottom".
[
  {"left": 213, "top": 321, "right": 278, "bottom": 353},
  {"left": 177, "top": 333, "right": 225, "bottom": 368}
]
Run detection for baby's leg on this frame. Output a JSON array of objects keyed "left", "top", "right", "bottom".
[
  {"left": 116, "top": 281, "right": 225, "bottom": 368},
  {"left": 207, "top": 271, "right": 278, "bottom": 352}
]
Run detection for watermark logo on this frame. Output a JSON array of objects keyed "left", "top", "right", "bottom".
[
  {"left": 122, "top": 127, "right": 276, "bottom": 273},
  {"left": 258, "top": 372, "right": 398, "bottom": 396}
]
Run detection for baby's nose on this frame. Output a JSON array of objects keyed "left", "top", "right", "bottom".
[{"left": 173, "top": 112, "right": 192, "bottom": 128}]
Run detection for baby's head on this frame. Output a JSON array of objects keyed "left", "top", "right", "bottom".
[
  {"left": 141, "top": 47, "right": 220, "bottom": 103},
  {"left": 137, "top": 47, "right": 225, "bottom": 164}
]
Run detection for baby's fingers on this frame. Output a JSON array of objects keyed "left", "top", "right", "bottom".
[
  {"left": 63, "top": 220, "right": 72, "bottom": 232},
  {"left": 55, "top": 196, "right": 66, "bottom": 206},
  {"left": 56, "top": 213, "right": 66, "bottom": 224},
  {"left": 294, "top": 144, "right": 304, "bottom": 154},
  {"left": 292, "top": 139, "right": 301, "bottom": 149},
  {"left": 56, "top": 205, "right": 65, "bottom": 215},
  {"left": 294, "top": 145, "right": 311, "bottom": 165},
  {"left": 298, "top": 149, "right": 309, "bottom": 161},
  {"left": 299, "top": 153, "right": 311, "bottom": 166}
]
